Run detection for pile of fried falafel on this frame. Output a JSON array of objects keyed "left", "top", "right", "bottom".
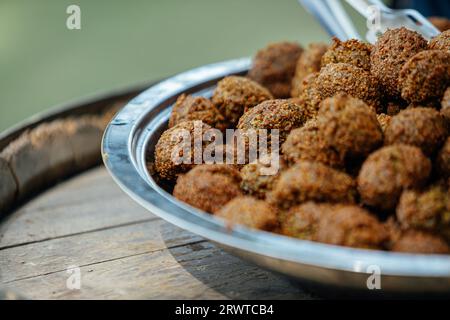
[{"left": 153, "top": 25, "right": 450, "bottom": 254}]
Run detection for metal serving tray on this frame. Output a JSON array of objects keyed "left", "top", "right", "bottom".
[{"left": 102, "top": 58, "right": 450, "bottom": 295}]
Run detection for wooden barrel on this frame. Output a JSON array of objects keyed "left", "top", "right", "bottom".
[{"left": 0, "top": 83, "right": 312, "bottom": 299}]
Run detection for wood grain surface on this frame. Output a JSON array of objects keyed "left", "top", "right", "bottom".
[{"left": 0, "top": 167, "right": 314, "bottom": 299}]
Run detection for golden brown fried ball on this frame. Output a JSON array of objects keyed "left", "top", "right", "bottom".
[
  {"left": 396, "top": 186, "right": 450, "bottom": 239},
  {"left": 268, "top": 161, "right": 357, "bottom": 210},
  {"left": 315, "top": 63, "right": 381, "bottom": 111},
  {"left": 173, "top": 164, "right": 242, "bottom": 214},
  {"left": 388, "top": 226, "right": 450, "bottom": 254},
  {"left": 240, "top": 156, "right": 284, "bottom": 199},
  {"left": 292, "top": 72, "right": 322, "bottom": 115},
  {"left": 384, "top": 107, "right": 448, "bottom": 155},
  {"left": 357, "top": 144, "right": 431, "bottom": 211},
  {"left": 315, "top": 205, "right": 388, "bottom": 250},
  {"left": 437, "top": 137, "right": 450, "bottom": 179},
  {"left": 212, "top": 76, "right": 273, "bottom": 127},
  {"left": 317, "top": 94, "right": 383, "bottom": 160},
  {"left": 237, "top": 99, "right": 311, "bottom": 143},
  {"left": 248, "top": 42, "right": 304, "bottom": 98},
  {"left": 429, "top": 30, "right": 450, "bottom": 51},
  {"left": 215, "top": 196, "right": 278, "bottom": 231},
  {"left": 321, "top": 38, "right": 372, "bottom": 71},
  {"left": 155, "top": 120, "right": 212, "bottom": 180},
  {"left": 280, "top": 202, "right": 332, "bottom": 240},
  {"left": 377, "top": 113, "right": 391, "bottom": 133},
  {"left": 429, "top": 17, "right": 450, "bottom": 32},
  {"left": 291, "top": 43, "right": 328, "bottom": 97},
  {"left": 282, "top": 119, "right": 344, "bottom": 169},
  {"left": 399, "top": 50, "right": 450, "bottom": 104},
  {"left": 371, "top": 28, "right": 427, "bottom": 99},
  {"left": 169, "top": 94, "right": 225, "bottom": 130}
]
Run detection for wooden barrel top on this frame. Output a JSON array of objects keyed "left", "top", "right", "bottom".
[{"left": 0, "top": 85, "right": 315, "bottom": 300}]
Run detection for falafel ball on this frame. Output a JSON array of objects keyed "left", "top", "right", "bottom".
[
  {"left": 399, "top": 50, "right": 450, "bottom": 104},
  {"left": 377, "top": 113, "right": 392, "bottom": 133},
  {"left": 173, "top": 164, "right": 242, "bottom": 214},
  {"left": 429, "top": 17, "right": 450, "bottom": 32},
  {"left": 215, "top": 196, "right": 278, "bottom": 231},
  {"left": 371, "top": 27, "right": 427, "bottom": 99},
  {"left": 211, "top": 76, "right": 273, "bottom": 127},
  {"left": 240, "top": 156, "right": 284, "bottom": 199},
  {"left": 282, "top": 119, "right": 344, "bottom": 169},
  {"left": 268, "top": 161, "right": 357, "bottom": 210},
  {"left": 248, "top": 42, "right": 304, "bottom": 98},
  {"left": 429, "top": 30, "right": 450, "bottom": 51},
  {"left": 280, "top": 202, "right": 332, "bottom": 240},
  {"left": 315, "top": 63, "right": 381, "bottom": 111},
  {"left": 357, "top": 144, "right": 431, "bottom": 211},
  {"left": 317, "top": 94, "right": 383, "bottom": 160},
  {"left": 169, "top": 94, "right": 226, "bottom": 130},
  {"left": 384, "top": 107, "right": 448, "bottom": 155},
  {"left": 386, "top": 222, "right": 450, "bottom": 254},
  {"left": 292, "top": 72, "right": 322, "bottom": 115},
  {"left": 237, "top": 99, "right": 311, "bottom": 144},
  {"left": 315, "top": 205, "right": 388, "bottom": 250},
  {"left": 437, "top": 137, "right": 450, "bottom": 179},
  {"left": 155, "top": 120, "right": 212, "bottom": 180},
  {"left": 291, "top": 43, "right": 328, "bottom": 97},
  {"left": 321, "top": 38, "right": 372, "bottom": 71},
  {"left": 396, "top": 186, "right": 450, "bottom": 239}
]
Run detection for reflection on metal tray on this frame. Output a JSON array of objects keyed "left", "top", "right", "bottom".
[{"left": 102, "top": 58, "right": 450, "bottom": 295}]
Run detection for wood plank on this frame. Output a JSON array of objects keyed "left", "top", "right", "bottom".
[
  {"left": 0, "top": 219, "right": 201, "bottom": 283},
  {"left": 0, "top": 168, "right": 154, "bottom": 248},
  {"left": 2, "top": 241, "right": 310, "bottom": 300}
]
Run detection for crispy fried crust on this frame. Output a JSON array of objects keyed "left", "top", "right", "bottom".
[
  {"left": 240, "top": 157, "right": 284, "bottom": 199},
  {"left": 248, "top": 42, "right": 304, "bottom": 98},
  {"left": 237, "top": 99, "right": 311, "bottom": 143},
  {"left": 429, "top": 30, "right": 450, "bottom": 51},
  {"left": 173, "top": 164, "right": 242, "bottom": 214},
  {"left": 396, "top": 186, "right": 450, "bottom": 238},
  {"left": 211, "top": 76, "right": 273, "bottom": 127},
  {"left": 317, "top": 94, "right": 383, "bottom": 160},
  {"left": 371, "top": 28, "right": 427, "bottom": 99},
  {"left": 291, "top": 43, "right": 328, "bottom": 97},
  {"left": 384, "top": 107, "right": 448, "bottom": 155},
  {"left": 321, "top": 38, "right": 372, "bottom": 71},
  {"left": 280, "top": 202, "right": 333, "bottom": 240},
  {"left": 268, "top": 161, "right": 356, "bottom": 209},
  {"left": 169, "top": 94, "right": 226, "bottom": 130},
  {"left": 315, "top": 63, "right": 381, "bottom": 111},
  {"left": 282, "top": 119, "right": 344, "bottom": 169},
  {"left": 154, "top": 121, "right": 212, "bottom": 180},
  {"left": 315, "top": 205, "right": 388, "bottom": 249},
  {"left": 357, "top": 144, "right": 431, "bottom": 211},
  {"left": 215, "top": 196, "right": 279, "bottom": 231},
  {"left": 399, "top": 50, "right": 450, "bottom": 104}
]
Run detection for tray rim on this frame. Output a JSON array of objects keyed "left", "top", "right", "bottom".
[{"left": 102, "top": 58, "right": 450, "bottom": 283}]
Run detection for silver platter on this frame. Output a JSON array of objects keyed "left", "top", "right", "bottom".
[{"left": 102, "top": 58, "right": 450, "bottom": 295}]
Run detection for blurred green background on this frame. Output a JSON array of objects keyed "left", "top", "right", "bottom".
[{"left": 0, "top": 0, "right": 368, "bottom": 131}]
